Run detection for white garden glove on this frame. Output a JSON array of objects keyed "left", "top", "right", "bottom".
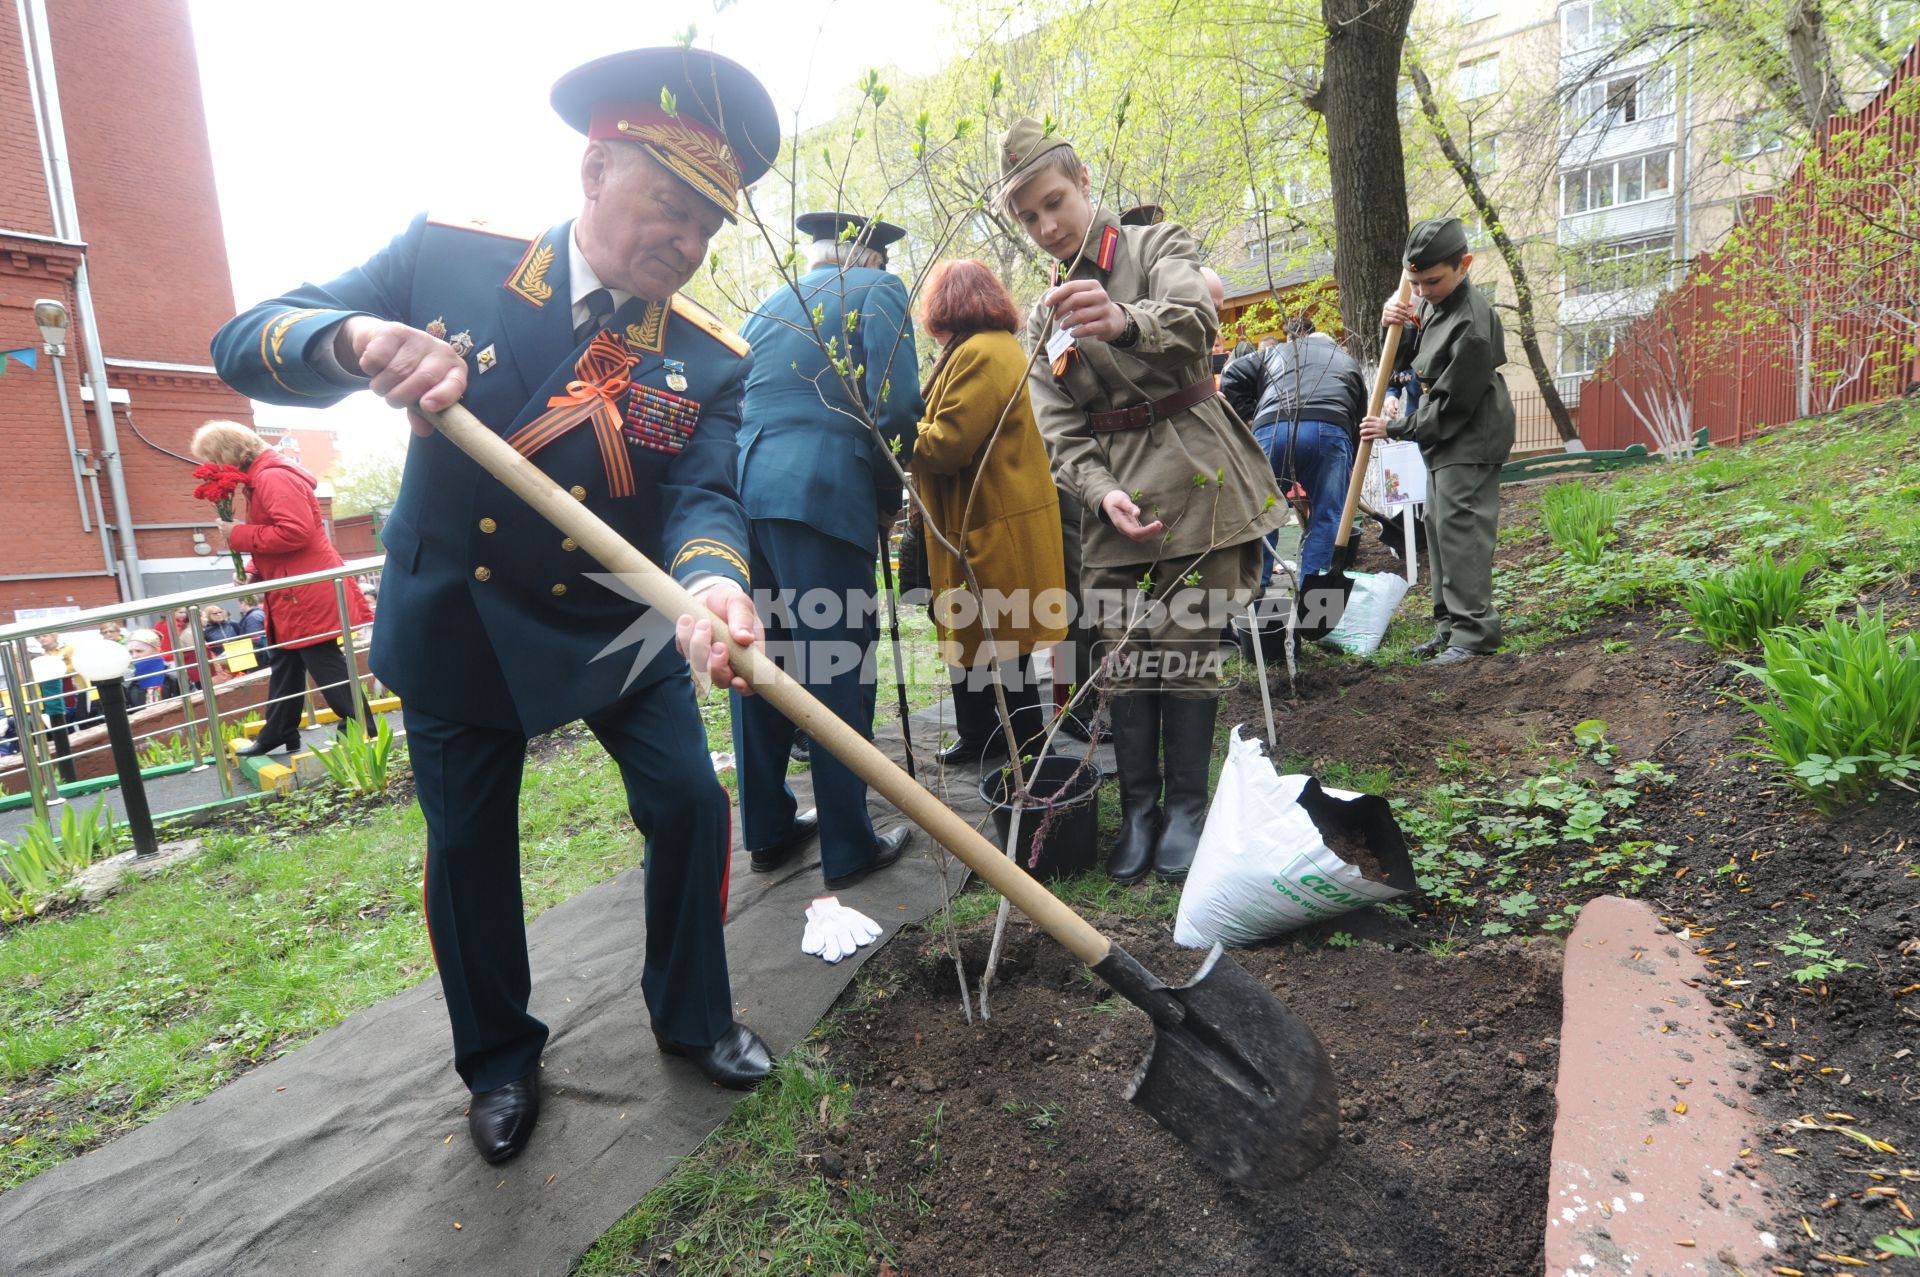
[{"left": 801, "top": 896, "right": 883, "bottom": 963}]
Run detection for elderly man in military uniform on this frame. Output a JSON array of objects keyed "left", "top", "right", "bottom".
[
  {"left": 999, "top": 118, "right": 1284, "bottom": 885},
  {"left": 729, "top": 213, "right": 921, "bottom": 889},
  {"left": 213, "top": 47, "right": 782, "bottom": 1166},
  {"left": 1360, "top": 216, "right": 1516, "bottom": 664}
]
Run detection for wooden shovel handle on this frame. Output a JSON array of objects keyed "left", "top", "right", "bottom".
[
  {"left": 425, "top": 403, "right": 1113, "bottom": 967},
  {"left": 1331, "top": 277, "right": 1414, "bottom": 552}
]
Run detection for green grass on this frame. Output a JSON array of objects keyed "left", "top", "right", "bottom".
[
  {"left": 575, "top": 1046, "right": 889, "bottom": 1277},
  {"left": 1490, "top": 401, "right": 1920, "bottom": 642},
  {"left": 0, "top": 730, "right": 651, "bottom": 1192}
]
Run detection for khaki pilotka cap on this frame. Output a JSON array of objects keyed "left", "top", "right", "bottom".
[
  {"left": 1404, "top": 216, "right": 1471, "bottom": 270},
  {"left": 998, "top": 116, "right": 1077, "bottom": 196}
]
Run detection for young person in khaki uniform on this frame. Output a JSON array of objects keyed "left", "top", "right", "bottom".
[
  {"left": 999, "top": 117, "right": 1284, "bottom": 884},
  {"left": 1360, "top": 217, "right": 1516, "bottom": 664}
]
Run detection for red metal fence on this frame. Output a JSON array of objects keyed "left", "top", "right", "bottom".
[{"left": 1580, "top": 42, "right": 1920, "bottom": 451}]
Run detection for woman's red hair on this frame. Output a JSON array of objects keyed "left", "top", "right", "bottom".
[{"left": 918, "top": 258, "right": 1021, "bottom": 336}]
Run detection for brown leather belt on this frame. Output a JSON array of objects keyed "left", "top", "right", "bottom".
[{"left": 1086, "top": 378, "right": 1220, "bottom": 433}]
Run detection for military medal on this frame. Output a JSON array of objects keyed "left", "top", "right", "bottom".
[
  {"left": 476, "top": 344, "right": 497, "bottom": 373},
  {"left": 663, "top": 358, "right": 689, "bottom": 392},
  {"left": 448, "top": 330, "right": 475, "bottom": 358},
  {"left": 426, "top": 317, "right": 448, "bottom": 340}
]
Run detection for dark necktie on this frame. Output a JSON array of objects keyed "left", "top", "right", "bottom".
[{"left": 573, "top": 288, "right": 615, "bottom": 343}]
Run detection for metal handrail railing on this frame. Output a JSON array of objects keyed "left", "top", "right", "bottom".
[
  {"left": 1, "top": 556, "right": 387, "bottom": 832},
  {"left": 0, "top": 555, "right": 386, "bottom": 645}
]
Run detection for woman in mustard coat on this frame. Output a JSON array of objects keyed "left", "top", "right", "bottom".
[{"left": 910, "top": 259, "right": 1067, "bottom": 765}]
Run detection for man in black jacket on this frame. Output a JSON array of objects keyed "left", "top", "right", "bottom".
[{"left": 1221, "top": 315, "right": 1368, "bottom": 583}]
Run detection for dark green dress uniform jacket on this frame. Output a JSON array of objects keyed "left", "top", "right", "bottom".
[
  {"left": 210, "top": 214, "right": 754, "bottom": 736},
  {"left": 1388, "top": 277, "right": 1516, "bottom": 468}
]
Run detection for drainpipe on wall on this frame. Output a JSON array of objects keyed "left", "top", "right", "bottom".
[{"left": 20, "top": 0, "right": 145, "bottom": 601}]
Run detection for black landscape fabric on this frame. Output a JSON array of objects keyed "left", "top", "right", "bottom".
[{"left": 0, "top": 722, "right": 975, "bottom": 1277}]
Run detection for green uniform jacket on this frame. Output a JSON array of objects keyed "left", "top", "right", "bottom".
[
  {"left": 1389, "top": 278, "right": 1516, "bottom": 469},
  {"left": 1023, "top": 209, "right": 1284, "bottom": 569}
]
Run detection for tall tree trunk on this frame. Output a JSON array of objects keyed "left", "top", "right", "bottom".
[
  {"left": 1783, "top": 0, "right": 1844, "bottom": 137},
  {"left": 1308, "top": 0, "right": 1418, "bottom": 362},
  {"left": 1409, "top": 65, "right": 1582, "bottom": 445}
]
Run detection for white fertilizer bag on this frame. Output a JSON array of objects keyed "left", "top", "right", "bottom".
[
  {"left": 1175, "top": 728, "right": 1417, "bottom": 949},
  {"left": 1318, "top": 570, "right": 1410, "bottom": 656}
]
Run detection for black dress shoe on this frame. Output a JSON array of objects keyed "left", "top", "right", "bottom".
[
  {"left": 654, "top": 1020, "right": 773, "bottom": 1089},
  {"left": 467, "top": 1072, "right": 539, "bottom": 1164},
  {"left": 232, "top": 736, "right": 294, "bottom": 758},
  {"left": 749, "top": 808, "right": 818, "bottom": 873},
  {"left": 1408, "top": 636, "right": 1449, "bottom": 659},
  {"left": 935, "top": 735, "right": 993, "bottom": 766},
  {"left": 823, "top": 824, "right": 913, "bottom": 891}
]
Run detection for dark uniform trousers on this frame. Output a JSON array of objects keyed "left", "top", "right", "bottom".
[
  {"left": 1423, "top": 463, "right": 1504, "bottom": 654},
  {"left": 407, "top": 676, "right": 734, "bottom": 1094},
  {"left": 257, "top": 641, "right": 375, "bottom": 747},
  {"left": 730, "top": 517, "right": 881, "bottom": 882}
]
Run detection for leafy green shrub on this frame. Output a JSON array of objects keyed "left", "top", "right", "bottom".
[
  {"left": 314, "top": 716, "right": 399, "bottom": 795},
  {"left": 1540, "top": 483, "right": 1620, "bottom": 565},
  {"left": 0, "top": 799, "right": 121, "bottom": 922},
  {"left": 1735, "top": 610, "right": 1920, "bottom": 808},
  {"left": 1679, "top": 552, "right": 1813, "bottom": 650}
]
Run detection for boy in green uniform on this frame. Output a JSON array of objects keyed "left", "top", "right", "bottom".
[
  {"left": 1360, "top": 217, "right": 1516, "bottom": 665},
  {"left": 999, "top": 117, "right": 1284, "bottom": 883}
]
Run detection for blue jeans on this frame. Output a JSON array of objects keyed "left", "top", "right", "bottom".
[{"left": 1254, "top": 419, "right": 1355, "bottom": 579}]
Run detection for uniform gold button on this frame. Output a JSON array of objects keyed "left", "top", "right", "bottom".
[
  {"left": 550, "top": 583, "right": 568, "bottom": 597},
  {"left": 569, "top": 485, "right": 588, "bottom": 500},
  {"left": 561, "top": 537, "right": 578, "bottom": 552},
  {"left": 478, "top": 517, "right": 497, "bottom": 534},
  {"left": 473, "top": 566, "right": 492, "bottom": 582}
]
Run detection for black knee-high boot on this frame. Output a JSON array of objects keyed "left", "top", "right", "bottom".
[
  {"left": 1105, "top": 693, "right": 1161, "bottom": 884},
  {"left": 1153, "top": 695, "right": 1219, "bottom": 881}
]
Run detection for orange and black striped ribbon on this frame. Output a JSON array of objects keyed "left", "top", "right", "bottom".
[{"left": 503, "top": 331, "right": 638, "bottom": 498}]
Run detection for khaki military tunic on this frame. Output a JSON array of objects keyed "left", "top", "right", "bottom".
[
  {"left": 1023, "top": 209, "right": 1285, "bottom": 570},
  {"left": 1023, "top": 209, "right": 1282, "bottom": 691}
]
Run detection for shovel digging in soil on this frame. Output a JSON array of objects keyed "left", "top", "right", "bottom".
[{"left": 426, "top": 402, "right": 1342, "bottom": 1188}]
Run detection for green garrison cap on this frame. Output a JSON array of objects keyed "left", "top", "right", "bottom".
[
  {"left": 1405, "top": 217, "right": 1470, "bottom": 270},
  {"left": 998, "top": 116, "right": 1076, "bottom": 195}
]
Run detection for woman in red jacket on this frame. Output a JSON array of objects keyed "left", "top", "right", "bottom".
[{"left": 191, "top": 421, "right": 374, "bottom": 757}]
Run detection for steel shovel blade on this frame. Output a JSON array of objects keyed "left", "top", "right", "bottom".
[{"left": 1109, "top": 944, "right": 1340, "bottom": 1189}]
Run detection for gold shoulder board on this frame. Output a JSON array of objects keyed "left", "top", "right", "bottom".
[{"left": 670, "top": 293, "right": 751, "bottom": 358}]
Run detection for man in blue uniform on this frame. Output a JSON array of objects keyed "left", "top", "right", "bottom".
[
  {"left": 212, "top": 47, "right": 782, "bottom": 1166},
  {"left": 730, "top": 213, "right": 921, "bottom": 887}
]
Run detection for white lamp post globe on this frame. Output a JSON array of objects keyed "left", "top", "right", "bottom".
[
  {"left": 33, "top": 298, "right": 70, "bottom": 349},
  {"left": 73, "top": 638, "right": 132, "bottom": 683}
]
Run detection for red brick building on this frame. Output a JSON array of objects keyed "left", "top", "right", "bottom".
[{"left": 1, "top": 0, "right": 256, "bottom": 623}]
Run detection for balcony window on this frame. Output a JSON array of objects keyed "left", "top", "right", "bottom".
[
  {"left": 1461, "top": 0, "right": 1499, "bottom": 21},
  {"left": 1565, "top": 234, "right": 1675, "bottom": 297},
  {"left": 1560, "top": 150, "right": 1675, "bottom": 216},
  {"left": 1471, "top": 135, "right": 1498, "bottom": 174},
  {"left": 1457, "top": 54, "right": 1500, "bottom": 100},
  {"left": 1562, "top": 0, "right": 1621, "bottom": 49},
  {"left": 1564, "top": 68, "right": 1674, "bottom": 134}
]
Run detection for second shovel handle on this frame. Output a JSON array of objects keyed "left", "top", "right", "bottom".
[{"left": 1332, "top": 277, "right": 1415, "bottom": 552}]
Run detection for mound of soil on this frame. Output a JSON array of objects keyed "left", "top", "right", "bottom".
[
  {"left": 819, "top": 918, "right": 1563, "bottom": 1277},
  {"left": 1224, "top": 596, "right": 1920, "bottom": 1272}
]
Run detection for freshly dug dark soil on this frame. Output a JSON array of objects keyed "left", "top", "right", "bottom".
[
  {"left": 820, "top": 918, "right": 1563, "bottom": 1277},
  {"left": 1223, "top": 589, "right": 1920, "bottom": 1273}
]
